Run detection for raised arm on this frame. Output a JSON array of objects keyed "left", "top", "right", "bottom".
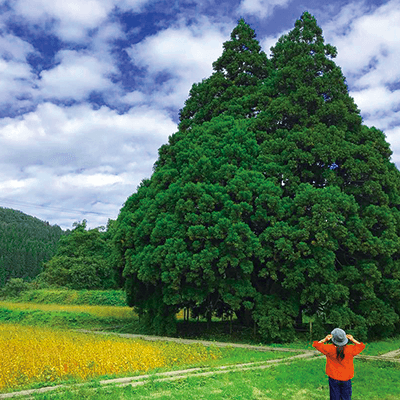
[
  {"left": 318, "top": 334, "right": 333, "bottom": 343},
  {"left": 346, "top": 334, "right": 361, "bottom": 345}
]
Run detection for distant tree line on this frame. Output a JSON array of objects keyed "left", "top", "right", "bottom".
[{"left": 0, "top": 207, "right": 64, "bottom": 287}]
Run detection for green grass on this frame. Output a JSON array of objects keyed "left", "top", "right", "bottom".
[
  {"left": 0, "top": 306, "right": 134, "bottom": 330},
  {"left": 359, "top": 336, "right": 400, "bottom": 356},
  {"left": 28, "top": 357, "right": 400, "bottom": 399},
  {"left": 0, "top": 295, "right": 399, "bottom": 399},
  {"left": 4, "top": 289, "right": 127, "bottom": 307}
]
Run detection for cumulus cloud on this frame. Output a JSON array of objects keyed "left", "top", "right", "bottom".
[
  {"left": 127, "top": 16, "right": 231, "bottom": 109},
  {"left": 13, "top": 0, "right": 113, "bottom": 41},
  {"left": 323, "top": 0, "right": 400, "bottom": 123},
  {"left": 38, "top": 50, "right": 117, "bottom": 100},
  {"left": 319, "top": 0, "right": 400, "bottom": 169},
  {"left": 238, "top": 0, "right": 292, "bottom": 19},
  {"left": 1, "top": 0, "right": 400, "bottom": 230},
  {"left": 12, "top": 0, "right": 154, "bottom": 42},
  {"left": 0, "top": 34, "right": 36, "bottom": 105},
  {"left": 0, "top": 102, "right": 177, "bottom": 228}
]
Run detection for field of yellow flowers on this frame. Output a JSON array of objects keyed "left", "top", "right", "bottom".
[{"left": 0, "top": 323, "right": 221, "bottom": 391}]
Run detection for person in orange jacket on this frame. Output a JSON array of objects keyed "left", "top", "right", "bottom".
[{"left": 313, "top": 328, "right": 365, "bottom": 400}]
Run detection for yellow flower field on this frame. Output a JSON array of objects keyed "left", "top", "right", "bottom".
[{"left": 0, "top": 323, "right": 221, "bottom": 391}]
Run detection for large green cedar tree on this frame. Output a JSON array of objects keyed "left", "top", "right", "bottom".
[{"left": 114, "top": 13, "right": 400, "bottom": 341}]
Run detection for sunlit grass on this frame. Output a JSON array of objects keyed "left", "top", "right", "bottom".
[{"left": 0, "top": 301, "right": 134, "bottom": 319}]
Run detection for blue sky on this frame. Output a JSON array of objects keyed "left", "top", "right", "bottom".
[{"left": 0, "top": 0, "right": 399, "bottom": 230}]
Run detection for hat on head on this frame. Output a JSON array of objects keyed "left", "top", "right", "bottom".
[{"left": 331, "top": 328, "right": 348, "bottom": 346}]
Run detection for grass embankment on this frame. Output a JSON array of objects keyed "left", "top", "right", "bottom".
[
  {"left": 0, "top": 302, "right": 134, "bottom": 331},
  {"left": 4, "top": 289, "right": 127, "bottom": 306},
  {"left": 0, "top": 289, "right": 133, "bottom": 330}
]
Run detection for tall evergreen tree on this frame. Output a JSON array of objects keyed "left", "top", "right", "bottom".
[
  {"left": 114, "top": 13, "right": 400, "bottom": 341},
  {"left": 178, "top": 19, "right": 271, "bottom": 132}
]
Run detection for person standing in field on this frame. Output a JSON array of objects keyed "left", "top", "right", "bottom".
[{"left": 313, "top": 328, "right": 365, "bottom": 400}]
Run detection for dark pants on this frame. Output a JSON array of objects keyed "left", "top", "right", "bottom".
[{"left": 329, "top": 377, "right": 352, "bottom": 400}]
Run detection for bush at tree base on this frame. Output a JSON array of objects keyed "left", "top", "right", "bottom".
[
  {"left": 113, "top": 13, "right": 400, "bottom": 342},
  {"left": 40, "top": 220, "right": 118, "bottom": 290}
]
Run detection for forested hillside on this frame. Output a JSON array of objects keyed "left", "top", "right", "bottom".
[{"left": 0, "top": 207, "right": 64, "bottom": 287}]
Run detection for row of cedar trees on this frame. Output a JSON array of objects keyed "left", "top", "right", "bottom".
[
  {"left": 0, "top": 207, "right": 63, "bottom": 287},
  {"left": 37, "top": 12, "right": 400, "bottom": 342},
  {"left": 112, "top": 12, "right": 400, "bottom": 342}
]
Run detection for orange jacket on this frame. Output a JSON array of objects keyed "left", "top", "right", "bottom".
[{"left": 313, "top": 341, "right": 365, "bottom": 381}]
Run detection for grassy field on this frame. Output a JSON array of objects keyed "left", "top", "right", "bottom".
[
  {"left": 0, "top": 321, "right": 297, "bottom": 394},
  {"left": 0, "top": 291, "right": 399, "bottom": 399},
  {"left": 0, "top": 301, "right": 134, "bottom": 319},
  {"left": 3, "top": 289, "right": 127, "bottom": 307},
  {"left": 26, "top": 357, "right": 400, "bottom": 400}
]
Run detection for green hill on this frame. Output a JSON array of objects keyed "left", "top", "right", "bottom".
[{"left": 0, "top": 207, "right": 65, "bottom": 287}]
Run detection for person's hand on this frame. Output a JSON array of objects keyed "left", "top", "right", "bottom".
[
  {"left": 346, "top": 334, "right": 361, "bottom": 344},
  {"left": 319, "top": 334, "right": 332, "bottom": 343}
]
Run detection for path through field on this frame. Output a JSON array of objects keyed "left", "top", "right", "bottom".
[{"left": 1, "top": 332, "right": 399, "bottom": 399}]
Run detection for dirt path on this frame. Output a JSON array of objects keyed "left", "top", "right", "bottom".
[
  {"left": 77, "top": 329, "right": 308, "bottom": 353},
  {"left": 80, "top": 330, "right": 400, "bottom": 362},
  {"left": 1, "top": 331, "right": 399, "bottom": 399}
]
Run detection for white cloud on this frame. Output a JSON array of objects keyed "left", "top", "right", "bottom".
[
  {"left": 385, "top": 125, "right": 400, "bottom": 165},
  {"left": 0, "top": 34, "right": 36, "bottom": 105},
  {"left": 238, "top": 0, "right": 292, "bottom": 19},
  {"left": 127, "top": 17, "right": 231, "bottom": 108},
  {"left": 13, "top": 0, "right": 114, "bottom": 41},
  {"left": 12, "top": 0, "right": 153, "bottom": 42},
  {"left": 0, "top": 58, "right": 34, "bottom": 103},
  {"left": 38, "top": 50, "right": 116, "bottom": 100},
  {"left": 58, "top": 173, "right": 124, "bottom": 188},
  {"left": 318, "top": 0, "right": 400, "bottom": 169},
  {"left": 120, "top": 90, "right": 146, "bottom": 105},
  {"left": 0, "top": 33, "right": 35, "bottom": 61},
  {"left": 351, "top": 86, "right": 400, "bottom": 115},
  {"left": 0, "top": 102, "right": 177, "bottom": 228},
  {"left": 322, "top": 0, "right": 400, "bottom": 89}
]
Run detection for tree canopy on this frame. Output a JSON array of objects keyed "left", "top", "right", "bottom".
[
  {"left": 40, "top": 219, "right": 117, "bottom": 290},
  {"left": 114, "top": 13, "right": 400, "bottom": 341}
]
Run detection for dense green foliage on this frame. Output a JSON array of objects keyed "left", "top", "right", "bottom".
[
  {"left": 0, "top": 207, "right": 64, "bottom": 287},
  {"left": 40, "top": 220, "right": 117, "bottom": 290},
  {"left": 114, "top": 13, "right": 400, "bottom": 341},
  {"left": 4, "top": 288, "right": 127, "bottom": 306},
  {"left": 0, "top": 307, "right": 131, "bottom": 330}
]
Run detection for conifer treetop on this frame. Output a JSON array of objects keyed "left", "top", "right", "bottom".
[
  {"left": 179, "top": 18, "right": 271, "bottom": 131},
  {"left": 212, "top": 18, "right": 270, "bottom": 83}
]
